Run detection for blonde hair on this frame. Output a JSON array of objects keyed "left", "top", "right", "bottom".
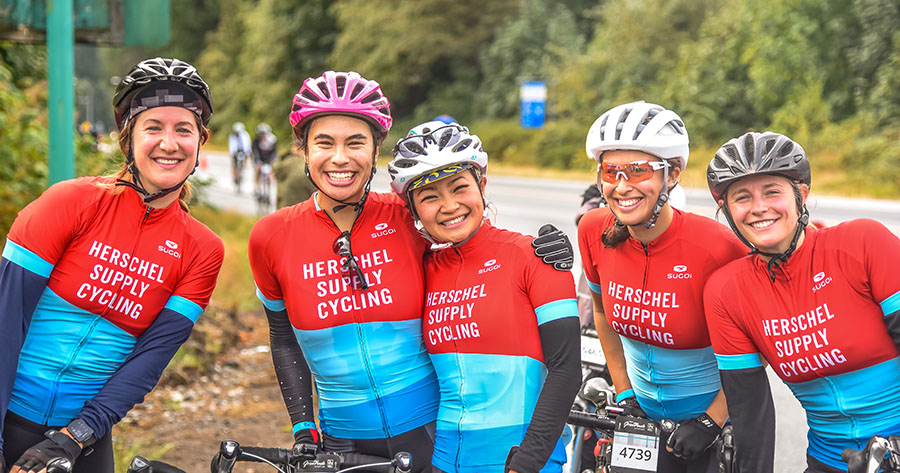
[{"left": 102, "top": 114, "right": 210, "bottom": 211}]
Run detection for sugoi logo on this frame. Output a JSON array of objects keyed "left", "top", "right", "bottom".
[
  {"left": 812, "top": 271, "right": 832, "bottom": 293},
  {"left": 158, "top": 241, "right": 181, "bottom": 259},
  {"left": 667, "top": 264, "right": 692, "bottom": 279},
  {"left": 478, "top": 258, "right": 501, "bottom": 274},
  {"left": 371, "top": 222, "right": 395, "bottom": 238}
]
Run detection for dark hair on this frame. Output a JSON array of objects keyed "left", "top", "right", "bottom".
[{"left": 602, "top": 222, "right": 630, "bottom": 248}]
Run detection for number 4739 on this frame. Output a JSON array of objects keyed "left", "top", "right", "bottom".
[{"left": 618, "top": 447, "right": 652, "bottom": 461}]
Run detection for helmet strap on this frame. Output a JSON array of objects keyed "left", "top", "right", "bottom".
[
  {"left": 722, "top": 199, "right": 809, "bottom": 282},
  {"left": 599, "top": 165, "right": 670, "bottom": 230},
  {"left": 304, "top": 160, "right": 374, "bottom": 215},
  {"left": 115, "top": 141, "right": 200, "bottom": 205}
]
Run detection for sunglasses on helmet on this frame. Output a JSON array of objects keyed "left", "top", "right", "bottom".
[
  {"left": 393, "top": 124, "right": 470, "bottom": 159},
  {"left": 599, "top": 160, "right": 669, "bottom": 185}
]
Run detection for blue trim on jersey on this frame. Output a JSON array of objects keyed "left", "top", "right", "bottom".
[
  {"left": 432, "top": 422, "right": 566, "bottom": 473},
  {"left": 3, "top": 239, "right": 53, "bottom": 277},
  {"left": 293, "top": 421, "right": 317, "bottom": 435},
  {"left": 256, "top": 287, "right": 286, "bottom": 312},
  {"left": 882, "top": 290, "right": 900, "bottom": 316},
  {"left": 715, "top": 353, "right": 764, "bottom": 371},
  {"left": 535, "top": 298, "right": 578, "bottom": 325},
  {"left": 429, "top": 352, "right": 554, "bottom": 471},
  {"left": 616, "top": 389, "right": 635, "bottom": 403},
  {"left": 296, "top": 320, "right": 438, "bottom": 439},
  {"left": 620, "top": 337, "right": 720, "bottom": 422},
  {"left": 164, "top": 295, "right": 203, "bottom": 323},
  {"left": 10, "top": 288, "right": 136, "bottom": 425},
  {"left": 785, "top": 357, "right": 900, "bottom": 469},
  {"left": 586, "top": 278, "right": 603, "bottom": 295}
]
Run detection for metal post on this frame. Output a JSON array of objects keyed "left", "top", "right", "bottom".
[{"left": 47, "top": 0, "right": 75, "bottom": 185}]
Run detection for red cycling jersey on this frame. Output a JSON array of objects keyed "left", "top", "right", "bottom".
[
  {"left": 578, "top": 207, "right": 746, "bottom": 421},
  {"left": 704, "top": 219, "right": 900, "bottom": 469}
]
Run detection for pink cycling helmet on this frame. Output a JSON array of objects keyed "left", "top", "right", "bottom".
[{"left": 289, "top": 71, "right": 392, "bottom": 139}]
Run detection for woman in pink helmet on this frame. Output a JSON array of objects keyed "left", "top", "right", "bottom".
[{"left": 248, "top": 71, "right": 439, "bottom": 471}]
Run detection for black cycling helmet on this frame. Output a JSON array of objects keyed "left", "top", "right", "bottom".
[
  {"left": 708, "top": 131, "right": 811, "bottom": 279},
  {"left": 113, "top": 57, "right": 213, "bottom": 131},
  {"left": 707, "top": 131, "right": 810, "bottom": 203}
]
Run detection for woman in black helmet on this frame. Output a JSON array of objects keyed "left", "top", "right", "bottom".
[
  {"left": 703, "top": 131, "right": 900, "bottom": 473},
  {"left": 0, "top": 57, "right": 224, "bottom": 473}
]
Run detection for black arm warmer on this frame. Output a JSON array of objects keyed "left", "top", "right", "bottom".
[
  {"left": 509, "top": 317, "right": 582, "bottom": 473},
  {"left": 885, "top": 310, "right": 900, "bottom": 355},
  {"left": 265, "top": 307, "right": 316, "bottom": 430},
  {"left": 720, "top": 367, "right": 776, "bottom": 473}
]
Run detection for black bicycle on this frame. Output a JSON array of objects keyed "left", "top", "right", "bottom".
[
  {"left": 843, "top": 435, "right": 900, "bottom": 473},
  {"left": 126, "top": 439, "right": 412, "bottom": 473}
]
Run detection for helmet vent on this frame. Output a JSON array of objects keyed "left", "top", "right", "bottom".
[
  {"left": 360, "top": 91, "right": 381, "bottom": 104},
  {"left": 393, "top": 158, "right": 418, "bottom": 169},
  {"left": 763, "top": 138, "right": 777, "bottom": 156},
  {"left": 615, "top": 122, "right": 625, "bottom": 140},
  {"left": 777, "top": 141, "right": 793, "bottom": 158},
  {"left": 316, "top": 81, "right": 330, "bottom": 99},
  {"left": 304, "top": 89, "right": 322, "bottom": 102},
  {"left": 335, "top": 75, "right": 347, "bottom": 98},
  {"left": 742, "top": 134, "right": 756, "bottom": 165},
  {"left": 453, "top": 138, "right": 472, "bottom": 152},
  {"left": 350, "top": 83, "right": 365, "bottom": 100}
]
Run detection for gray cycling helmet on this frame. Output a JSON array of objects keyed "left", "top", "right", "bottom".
[
  {"left": 113, "top": 57, "right": 213, "bottom": 131},
  {"left": 708, "top": 131, "right": 811, "bottom": 279},
  {"left": 707, "top": 131, "right": 810, "bottom": 202}
]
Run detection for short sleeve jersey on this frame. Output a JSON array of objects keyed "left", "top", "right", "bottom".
[
  {"left": 578, "top": 208, "right": 746, "bottom": 421},
  {"left": 423, "top": 222, "right": 578, "bottom": 473},
  {"left": 3, "top": 176, "right": 223, "bottom": 425},
  {"left": 704, "top": 220, "right": 900, "bottom": 469},
  {"left": 248, "top": 192, "right": 439, "bottom": 439}
]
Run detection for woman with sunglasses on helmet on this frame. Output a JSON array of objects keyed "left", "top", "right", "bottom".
[
  {"left": 577, "top": 102, "right": 747, "bottom": 472},
  {"left": 388, "top": 121, "right": 581, "bottom": 473},
  {"left": 248, "top": 72, "right": 440, "bottom": 471},
  {"left": 0, "top": 57, "right": 224, "bottom": 473},
  {"left": 703, "top": 131, "right": 900, "bottom": 473}
]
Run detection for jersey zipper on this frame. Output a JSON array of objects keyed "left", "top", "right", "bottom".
[
  {"left": 452, "top": 246, "right": 467, "bottom": 470},
  {"left": 641, "top": 242, "right": 665, "bottom": 416}
]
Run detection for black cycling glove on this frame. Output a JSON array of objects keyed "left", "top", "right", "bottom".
[
  {"left": 532, "top": 224, "right": 574, "bottom": 271},
  {"left": 666, "top": 413, "right": 722, "bottom": 460},
  {"left": 292, "top": 426, "right": 321, "bottom": 458},
  {"left": 14, "top": 429, "right": 82, "bottom": 473},
  {"left": 616, "top": 395, "right": 648, "bottom": 419}
]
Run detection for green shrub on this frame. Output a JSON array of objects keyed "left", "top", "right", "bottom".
[
  {"left": 469, "top": 119, "right": 540, "bottom": 167},
  {"left": 534, "top": 120, "right": 592, "bottom": 171}
]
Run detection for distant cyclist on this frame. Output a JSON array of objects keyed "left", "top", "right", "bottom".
[
  {"left": 0, "top": 57, "right": 224, "bottom": 473},
  {"left": 389, "top": 121, "right": 581, "bottom": 473},
  {"left": 704, "top": 131, "right": 900, "bottom": 473},
  {"left": 578, "top": 101, "right": 747, "bottom": 472},
  {"left": 229, "top": 122, "right": 252, "bottom": 193},
  {"left": 252, "top": 123, "right": 278, "bottom": 191}
]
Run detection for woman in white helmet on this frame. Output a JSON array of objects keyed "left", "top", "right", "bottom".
[
  {"left": 389, "top": 122, "right": 581, "bottom": 473},
  {"left": 577, "top": 101, "right": 747, "bottom": 472}
]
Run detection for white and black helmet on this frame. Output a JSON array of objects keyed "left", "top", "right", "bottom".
[
  {"left": 585, "top": 101, "right": 689, "bottom": 169},
  {"left": 388, "top": 123, "right": 488, "bottom": 199}
]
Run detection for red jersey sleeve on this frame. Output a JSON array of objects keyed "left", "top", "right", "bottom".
[
  {"left": 523, "top": 237, "right": 578, "bottom": 325},
  {"left": 703, "top": 263, "right": 764, "bottom": 371},
  {"left": 854, "top": 220, "right": 900, "bottom": 315},
  {"left": 249, "top": 211, "right": 286, "bottom": 310},
  {"left": 171, "top": 221, "right": 224, "bottom": 312},
  {"left": 7, "top": 178, "right": 97, "bottom": 264}
]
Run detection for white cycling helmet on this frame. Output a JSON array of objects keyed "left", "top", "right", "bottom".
[
  {"left": 232, "top": 122, "right": 245, "bottom": 133},
  {"left": 585, "top": 101, "right": 689, "bottom": 170},
  {"left": 388, "top": 123, "right": 488, "bottom": 199}
]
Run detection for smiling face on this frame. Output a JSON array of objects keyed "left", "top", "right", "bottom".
[
  {"left": 724, "top": 173, "right": 809, "bottom": 254},
  {"left": 304, "top": 115, "right": 376, "bottom": 206},
  {"left": 411, "top": 171, "right": 486, "bottom": 244},
  {"left": 131, "top": 106, "right": 201, "bottom": 195},
  {"left": 599, "top": 149, "right": 679, "bottom": 226}
]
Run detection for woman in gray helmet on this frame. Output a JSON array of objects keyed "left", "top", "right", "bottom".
[{"left": 703, "top": 131, "right": 900, "bottom": 473}]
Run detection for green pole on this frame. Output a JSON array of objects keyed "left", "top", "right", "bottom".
[{"left": 47, "top": 0, "right": 75, "bottom": 185}]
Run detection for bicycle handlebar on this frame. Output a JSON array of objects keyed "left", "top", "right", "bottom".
[
  {"left": 567, "top": 410, "right": 616, "bottom": 431},
  {"left": 211, "top": 440, "right": 412, "bottom": 473}
]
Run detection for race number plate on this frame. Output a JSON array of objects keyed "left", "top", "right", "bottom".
[
  {"left": 610, "top": 416, "right": 660, "bottom": 473},
  {"left": 580, "top": 334, "right": 606, "bottom": 368}
]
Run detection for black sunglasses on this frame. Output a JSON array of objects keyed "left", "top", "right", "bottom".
[
  {"left": 393, "top": 124, "right": 472, "bottom": 159},
  {"left": 333, "top": 231, "right": 369, "bottom": 290}
]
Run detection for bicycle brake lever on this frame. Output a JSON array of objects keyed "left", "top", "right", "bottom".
[{"left": 393, "top": 452, "right": 412, "bottom": 473}]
